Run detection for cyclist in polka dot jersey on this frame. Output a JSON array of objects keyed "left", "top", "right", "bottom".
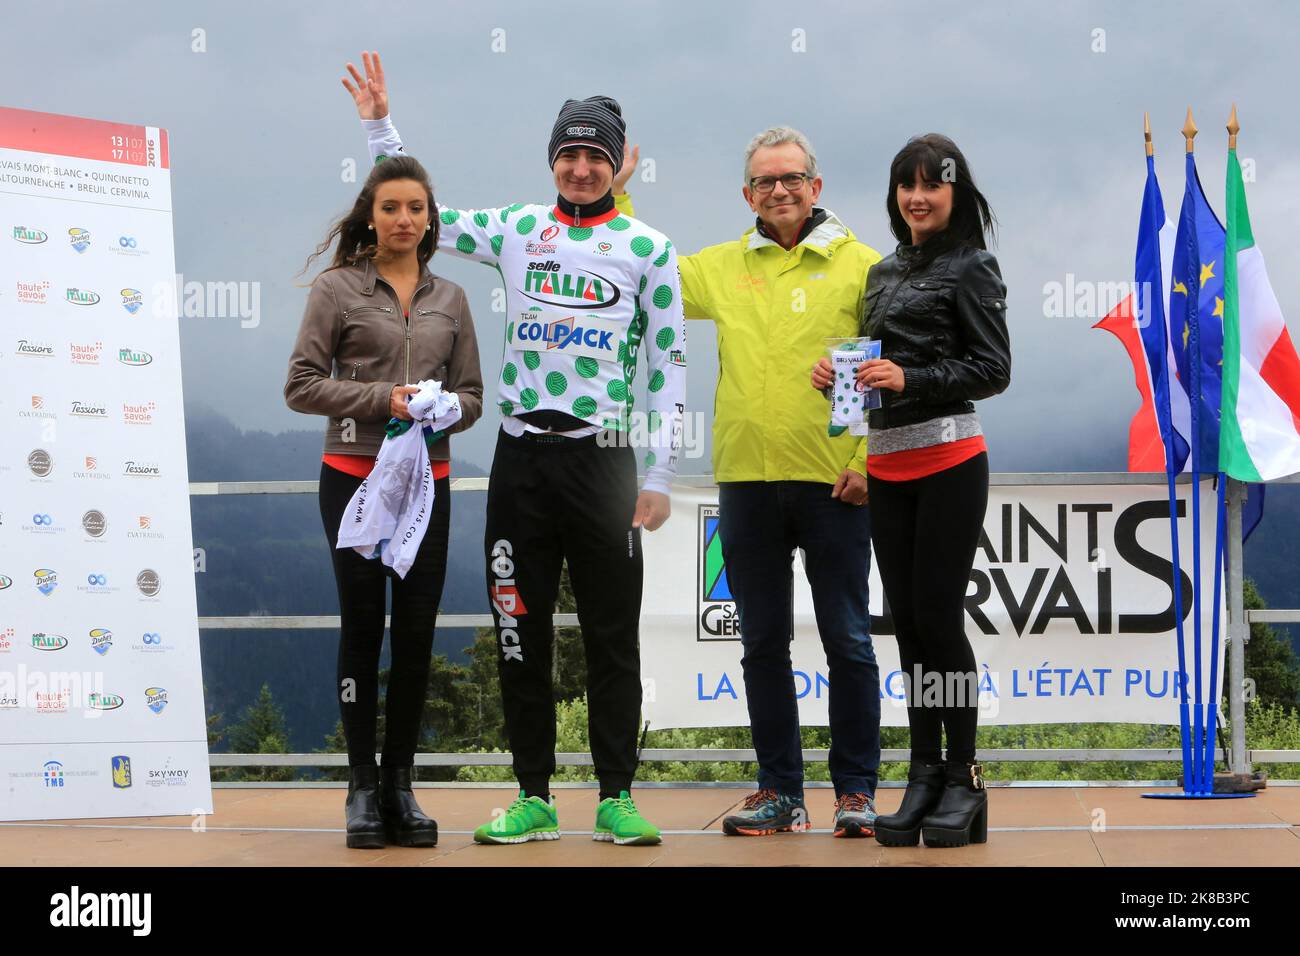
[{"left": 342, "top": 52, "right": 684, "bottom": 847}]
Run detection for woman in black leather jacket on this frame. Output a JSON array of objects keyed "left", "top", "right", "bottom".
[{"left": 812, "top": 133, "right": 1010, "bottom": 848}]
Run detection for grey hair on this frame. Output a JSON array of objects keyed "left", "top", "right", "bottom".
[{"left": 743, "top": 126, "right": 819, "bottom": 183}]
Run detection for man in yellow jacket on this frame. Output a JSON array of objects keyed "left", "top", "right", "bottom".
[{"left": 615, "top": 127, "right": 883, "bottom": 838}]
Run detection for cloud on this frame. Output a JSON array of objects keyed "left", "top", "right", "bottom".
[{"left": 10, "top": 0, "right": 1299, "bottom": 475}]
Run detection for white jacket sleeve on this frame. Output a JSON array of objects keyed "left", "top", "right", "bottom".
[{"left": 636, "top": 239, "right": 687, "bottom": 496}]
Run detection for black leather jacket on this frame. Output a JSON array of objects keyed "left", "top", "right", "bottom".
[{"left": 861, "top": 241, "right": 1011, "bottom": 430}]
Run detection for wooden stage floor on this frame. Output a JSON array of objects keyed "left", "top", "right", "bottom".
[{"left": 3, "top": 784, "right": 1298, "bottom": 867}]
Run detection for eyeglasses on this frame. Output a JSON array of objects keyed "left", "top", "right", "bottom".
[{"left": 748, "top": 172, "right": 812, "bottom": 194}]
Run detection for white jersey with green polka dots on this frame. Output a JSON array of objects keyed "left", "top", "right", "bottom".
[{"left": 364, "top": 115, "right": 686, "bottom": 495}]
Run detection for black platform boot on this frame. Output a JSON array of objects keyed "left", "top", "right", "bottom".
[
  {"left": 873, "top": 760, "right": 946, "bottom": 847},
  {"left": 345, "top": 765, "right": 386, "bottom": 849},
  {"left": 378, "top": 765, "right": 438, "bottom": 847},
  {"left": 919, "top": 761, "right": 988, "bottom": 848}
]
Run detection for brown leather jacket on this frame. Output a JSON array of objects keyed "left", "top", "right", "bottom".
[{"left": 284, "top": 257, "right": 483, "bottom": 459}]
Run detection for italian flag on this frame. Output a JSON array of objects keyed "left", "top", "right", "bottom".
[{"left": 1219, "top": 148, "right": 1300, "bottom": 481}]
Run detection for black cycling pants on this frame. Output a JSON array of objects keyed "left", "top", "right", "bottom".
[{"left": 484, "top": 429, "right": 644, "bottom": 798}]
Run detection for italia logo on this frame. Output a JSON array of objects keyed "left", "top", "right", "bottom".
[
  {"left": 31, "top": 632, "right": 68, "bottom": 651},
  {"left": 13, "top": 226, "right": 47, "bottom": 244},
  {"left": 66, "top": 287, "right": 100, "bottom": 306},
  {"left": 521, "top": 260, "right": 620, "bottom": 309},
  {"left": 88, "top": 693, "right": 123, "bottom": 711},
  {"left": 118, "top": 347, "right": 152, "bottom": 366}
]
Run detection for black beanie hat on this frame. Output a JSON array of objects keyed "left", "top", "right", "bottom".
[{"left": 548, "top": 95, "right": 626, "bottom": 169}]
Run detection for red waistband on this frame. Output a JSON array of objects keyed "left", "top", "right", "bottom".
[
  {"left": 322, "top": 453, "right": 450, "bottom": 481},
  {"left": 867, "top": 436, "right": 986, "bottom": 481}
]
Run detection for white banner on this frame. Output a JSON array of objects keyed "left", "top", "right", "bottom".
[
  {"left": 0, "top": 107, "right": 212, "bottom": 820},
  {"left": 641, "top": 482, "right": 1226, "bottom": 728}
]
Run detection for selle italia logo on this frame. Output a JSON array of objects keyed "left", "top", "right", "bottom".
[{"left": 520, "top": 260, "right": 620, "bottom": 310}]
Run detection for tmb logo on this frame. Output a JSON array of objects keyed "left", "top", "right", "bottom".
[{"left": 698, "top": 505, "right": 740, "bottom": 641}]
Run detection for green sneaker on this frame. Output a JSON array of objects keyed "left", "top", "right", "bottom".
[
  {"left": 593, "top": 790, "right": 662, "bottom": 846},
  {"left": 473, "top": 792, "right": 560, "bottom": 845}
]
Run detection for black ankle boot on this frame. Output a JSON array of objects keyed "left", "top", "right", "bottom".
[
  {"left": 345, "top": 765, "right": 386, "bottom": 849},
  {"left": 919, "top": 761, "right": 988, "bottom": 848},
  {"left": 874, "top": 760, "right": 946, "bottom": 847},
  {"left": 378, "top": 765, "right": 438, "bottom": 847}
]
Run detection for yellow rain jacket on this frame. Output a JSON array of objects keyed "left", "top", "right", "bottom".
[{"left": 617, "top": 195, "right": 881, "bottom": 482}]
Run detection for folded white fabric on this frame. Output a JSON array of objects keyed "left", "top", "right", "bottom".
[
  {"left": 336, "top": 380, "right": 462, "bottom": 579},
  {"left": 830, "top": 349, "right": 869, "bottom": 434}
]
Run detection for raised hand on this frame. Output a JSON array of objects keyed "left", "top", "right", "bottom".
[
  {"left": 613, "top": 142, "right": 640, "bottom": 195},
  {"left": 341, "top": 50, "right": 389, "bottom": 120}
]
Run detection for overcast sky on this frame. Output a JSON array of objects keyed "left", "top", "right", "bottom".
[{"left": 8, "top": 0, "right": 1300, "bottom": 476}]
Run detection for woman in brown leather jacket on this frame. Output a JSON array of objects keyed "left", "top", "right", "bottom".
[
  {"left": 285, "top": 155, "right": 483, "bottom": 849},
  {"left": 813, "top": 133, "right": 1010, "bottom": 848}
]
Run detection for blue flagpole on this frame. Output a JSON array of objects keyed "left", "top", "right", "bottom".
[
  {"left": 1167, "top": 462, "right": 1193, "bottom": 791},
  {"left": 1184, "top": 148, "right": 1206, "bottom": 794},
  {"left": 1205, "top": 474, "right": 1227, "bottom": 791},
  {"left": 1139, "top": 146, "right": 1194, "bottom": 792},
  {"left": 1141, "top": 110, "right": 1253, "bottom": 799}
]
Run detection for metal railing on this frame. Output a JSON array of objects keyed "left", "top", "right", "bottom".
[{"left": 196, "top": 472, "right": 1300, "bottom": 774}]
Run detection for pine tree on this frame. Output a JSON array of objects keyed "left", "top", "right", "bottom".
[
  {"left": 225, "top": 683, "right": 295, "bottom": 782},
  {"left": 1243, "top": 578, "right": 1300, "bottom": 709}
]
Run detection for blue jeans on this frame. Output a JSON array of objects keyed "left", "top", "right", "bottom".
[{"left": 717, "top": 481, "right": 880, "bottom": 797}]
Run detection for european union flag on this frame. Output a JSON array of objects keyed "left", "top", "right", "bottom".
[{"left": 1170, "top": 152, "right": 1227, "bottom": 472}]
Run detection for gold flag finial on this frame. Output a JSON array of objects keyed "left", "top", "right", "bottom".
[
  {"left": 1227, "top": 103, "right": 1240, "bottom": 150},
  {"left": 1183, "top": 107, "right": 1198, "bottom": 153},
  {"left": 1145, "top": 112, "right": 1154, "bottom": 158}
]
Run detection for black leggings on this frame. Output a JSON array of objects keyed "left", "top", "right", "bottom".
[
  {"left": 869, "top": 452, "right": 988, "bottom": 765},
  {"left": 318, "top": 461, "right": 451, "bottom": 767}
]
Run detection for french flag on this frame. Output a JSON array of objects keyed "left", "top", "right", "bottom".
[{"left": 1094, "top": 152, "right": 1190, "bottom": 473}]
